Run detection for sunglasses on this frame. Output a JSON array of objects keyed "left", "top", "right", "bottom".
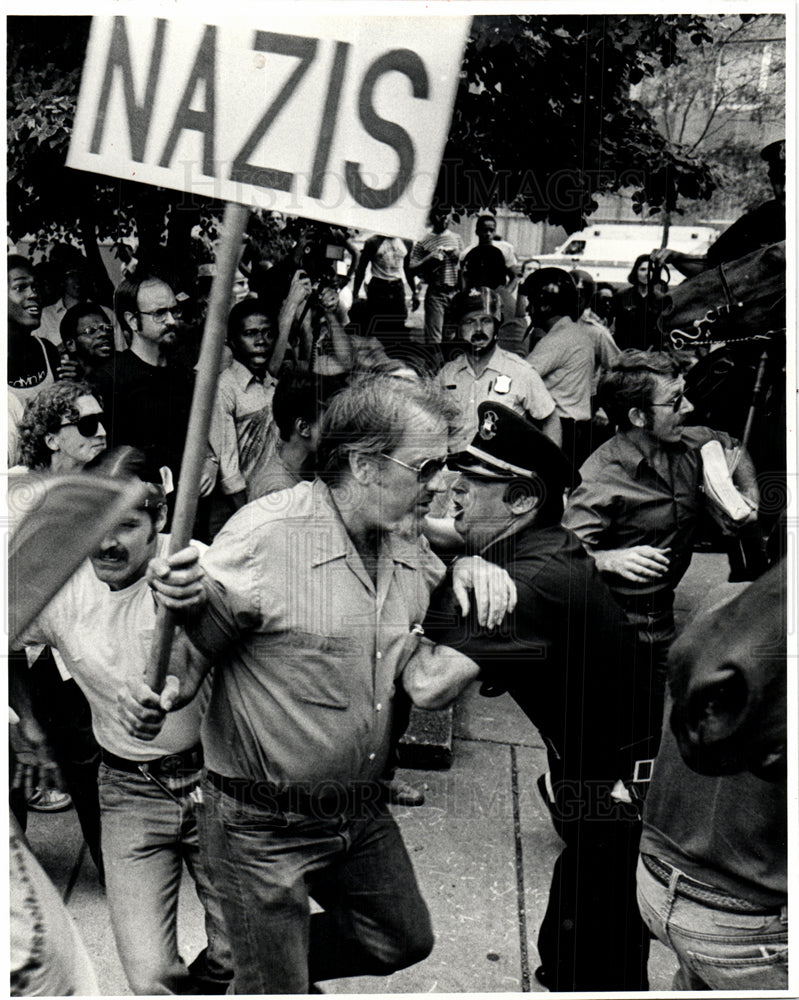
[
  {"left": 60, "top": 413, "right": 106, "bottom": 437},
  {"left": 650, "top": 393, "right": 685, "bottom": 414},
  {"left": 76, "top": 323, "right": 113, "bottom": 338},
  {"left": 381, "top": 453, "right": 448, "bottom": 483}
]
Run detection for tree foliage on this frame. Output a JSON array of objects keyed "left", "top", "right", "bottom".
[
  {"left": 635, "top": 13, "right": 785, "bottom": 220},
  {"left": 440, "top": 13, "right": 719, "bottom": 229},
  {"left": 7, "top": 13, "right": 728, "bottom": 267}
]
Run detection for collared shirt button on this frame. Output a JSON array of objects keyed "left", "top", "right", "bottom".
[
  {"left": 376, "top": 651, "right": 383, "bottom": 660},
  {"left": 376, "top": 703, "right": 382, "bottom": 711},
  {"left": 368, "top": 752, "right": 376, "bottom": 761}
]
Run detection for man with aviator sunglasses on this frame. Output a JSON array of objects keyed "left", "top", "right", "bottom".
[{"left": 563, "top": 350, "right": 759, "bottom": 746}]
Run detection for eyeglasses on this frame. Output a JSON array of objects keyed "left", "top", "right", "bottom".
[
  {"left": 380, "top": 453, "right": 448, "bottom": 483},
  {"left": 650, "top": 394, "right": 685, "bottom": 414},
  {"left": 60, "top": 413, "right": 106, "bottom": 437},
  {"left": 138, "top": 305, "right": 183, "bottom": 323},
  {"left": 76, "top": 324, "right": 112, "bottom": 338}
]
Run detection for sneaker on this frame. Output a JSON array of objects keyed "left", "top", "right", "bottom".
[
  {"left": 27, "top": 787, "right": 73, "bottom": 813},
  {"left": 383, "top": 778, "right": 425, "bottom": 807}
]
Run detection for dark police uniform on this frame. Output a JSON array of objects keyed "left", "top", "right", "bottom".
[{"left": 424, "top": 402, "right": 655, "bottom": 992}]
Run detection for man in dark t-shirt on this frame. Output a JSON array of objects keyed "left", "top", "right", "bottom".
[
  {"left": 461, "top": 215, "right": 511, "bottom": 290},
  {"left": 99, "top": 273, "right": 193, "bottom": 484}
]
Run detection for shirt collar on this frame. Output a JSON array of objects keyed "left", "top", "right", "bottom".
[
  {"left": 308, "top": 479, "right": 422, "bottom": 570},
  {"left": 228, "top": 358, "right": 275, "bottom": 391}
]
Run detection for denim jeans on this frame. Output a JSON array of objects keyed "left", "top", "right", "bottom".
[
  {"left": 98, "top": 763, "right": 232, "bottom": 995},
  {"left": 199, "top": 776, "right": 434, "bottom": 994},
  {"left": 423, "top": 285, "right": 455, "bottom": 345},
  {"left": 637, "top": 856, "right": 788, "bottom": 990}
]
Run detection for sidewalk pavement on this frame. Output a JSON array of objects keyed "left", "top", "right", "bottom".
[{"left": 24, "top": 553, "right": 740, "bottom": 995}]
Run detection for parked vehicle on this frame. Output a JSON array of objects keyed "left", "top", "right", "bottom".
[{"left": 536, "top": 223, "right": 721, "bottom": 287}]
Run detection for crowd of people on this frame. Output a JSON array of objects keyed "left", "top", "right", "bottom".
[{"left": 7, "top": 182, "right": 787, "bottom": 995}]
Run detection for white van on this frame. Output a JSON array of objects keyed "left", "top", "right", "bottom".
[{"left": 535, "top": 223, "right": 720, "bottom": 287}]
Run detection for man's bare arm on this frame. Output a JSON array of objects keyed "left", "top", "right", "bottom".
[{"left": 402, "top": 639, "right": 481, "bottom": 710}]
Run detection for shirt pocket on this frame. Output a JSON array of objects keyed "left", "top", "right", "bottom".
[{"left": 252, "top": 631, "right": 361, "bottom": 709}]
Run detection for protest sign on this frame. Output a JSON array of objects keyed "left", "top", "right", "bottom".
[{"left": 67, "top": 14, "right": 470, "bottom": 237}]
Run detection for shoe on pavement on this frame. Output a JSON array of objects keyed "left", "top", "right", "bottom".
[
  {"left": 383, "top": 778, "right": 425, "bottom": 807},
  {"left": 27, "top": 787, "right": 73, "bottom": 812}
]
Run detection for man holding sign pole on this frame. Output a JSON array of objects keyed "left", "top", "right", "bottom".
[{"left": 121, "top": 376, "right": 514, "bottom": 992}]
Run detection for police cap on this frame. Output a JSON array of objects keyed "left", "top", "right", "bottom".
[{"left": 448, "top": 401, "right": 574, "bottom": 489}]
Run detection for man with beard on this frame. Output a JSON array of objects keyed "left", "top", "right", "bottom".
[
  {"left": 422, "top": 400, "right": 655, "bottom": 991},
  {"left": 439, "top": 287, "right": 560, "bottom": 450},
  {"left": 563, "top": 350, "right": 759, "bottom": 743},
  {"left": 99, "top": 272, "right": 194, "bottom": 486}
]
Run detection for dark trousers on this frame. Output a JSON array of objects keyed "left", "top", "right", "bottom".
[
  {"left": 536, "top": 774, "right": 649, "bottom": 991},
  {"left": 511, "top": 682, "right": 650, "bottom": 992},
  {"left": 29, "top": 654, "right": 103, "bottom": 873}
]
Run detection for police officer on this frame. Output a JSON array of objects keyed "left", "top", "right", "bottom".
[
  {"left": 439, "top": 287, "right": 561, "bottom": 450},
  {"left": 424, "top": 401, "right": 655, "bottom": 992}
]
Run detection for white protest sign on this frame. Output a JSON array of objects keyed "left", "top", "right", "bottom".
[{"left": 67, "top": 14, "right": 470, "bottom": 237}]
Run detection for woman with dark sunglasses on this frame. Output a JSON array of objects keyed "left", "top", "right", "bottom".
[
  {"left": 16, "top": 380, "right": 107, "bottom": 474},
  {"left": 10, "top": 379, "right": 107, "bottom": 868}
]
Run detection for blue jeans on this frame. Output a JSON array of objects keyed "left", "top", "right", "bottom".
[
  {"left": 423, "top": 285, "right": 455, "bottom": 344},
  {"left": 199, "top": 777, "right": 434, "bottom": 994},
  {"left": 98, "top": 764, "right": 232, "bottom": 994},
  {"left": 637, "top": 856, "right": 788, "bottom": 990}
]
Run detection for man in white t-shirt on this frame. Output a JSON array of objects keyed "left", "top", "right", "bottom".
[{"left": 14, "top": 464, "right": 232, "bottom": 995}]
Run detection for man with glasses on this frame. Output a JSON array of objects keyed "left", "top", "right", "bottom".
[
  {"left": 59, "top": 301, "right": 116, "bottom": 393},
  {"left": 103, "top": 272, "right": 194, "bottom": 487},
  {"left": 120, "top": 375, "right": 514, "bottom": 994},
  {"left": 563, "top": 350, "right": 759, "bottom": 743}
]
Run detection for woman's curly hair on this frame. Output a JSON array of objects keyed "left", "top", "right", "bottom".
[{"left": 18, "top": 380, "right": 95, "bottom": 470}]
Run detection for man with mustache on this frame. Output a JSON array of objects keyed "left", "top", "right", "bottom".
[
  {"left": 14, "top": 453, "right": 232, "bottom": 995},
  {"left": 563, "top": 350, "right": 760, "bottom": 744},
  {"left": 439, "top": 287, "right": 561, "bottom": 450}
]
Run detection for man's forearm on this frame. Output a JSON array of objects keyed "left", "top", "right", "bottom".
[{"left": 402, "top": 639, "right": 480, "bottom": 710}]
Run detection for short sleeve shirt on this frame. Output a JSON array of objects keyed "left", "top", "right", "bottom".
[
  {"left": 440, "top": 345, "right": 556, "bottom": 448},
  {"left": 188, "top": 480, "right": 445, "bottom": 790}
]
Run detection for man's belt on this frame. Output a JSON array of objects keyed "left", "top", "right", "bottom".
[
  {"left": 205, "top": 769, "right": 385, "bottom": 817},
  {"left": 101, "top": 745, "right": 203, "bottom": 778},
  {"left": 641, "top": 853, "right": 782, "bottom": 915}
]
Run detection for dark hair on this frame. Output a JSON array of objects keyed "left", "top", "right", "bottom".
[
  {"left": 272, "top": 371, "right": 329, "bottom": 441},
  {"left": 521, "top": 267, "right": 579, "bottom": 322},
  {"left": 18, "top": 380, "right": 96, "bottom": 470},
  {"left": 87, "top": 446, "right": 167, "bottom": 521},
  {"left": 501, "top": 474, "right": 564, "bottom": 528},
  {"left": 598, "top": 350, "right": 687, "bottom": 430},
  {"left": 227, "top": 298, "right": 277, "bottom": 342},
  {"left": 626, "top": 254, "right": 670, "bottom": 289},
  {"left": 114, "top": 271, "right": 174, "bottom": 335},
  {"left": 476, "top": 214, "right": 496, "bottom": 230},
  {"left": 60, "top": 301, "right": 109, "bottom": 345},
  {"left": 316, "top": 374, "right": 457, "bottom": 485},
  {"left": 7, "top": 254, "right": 34, "bottom": 276}
]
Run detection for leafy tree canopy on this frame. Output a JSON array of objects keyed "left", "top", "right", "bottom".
[{"left": 8, "top": 13, "right": 726, "bottom": 267}]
